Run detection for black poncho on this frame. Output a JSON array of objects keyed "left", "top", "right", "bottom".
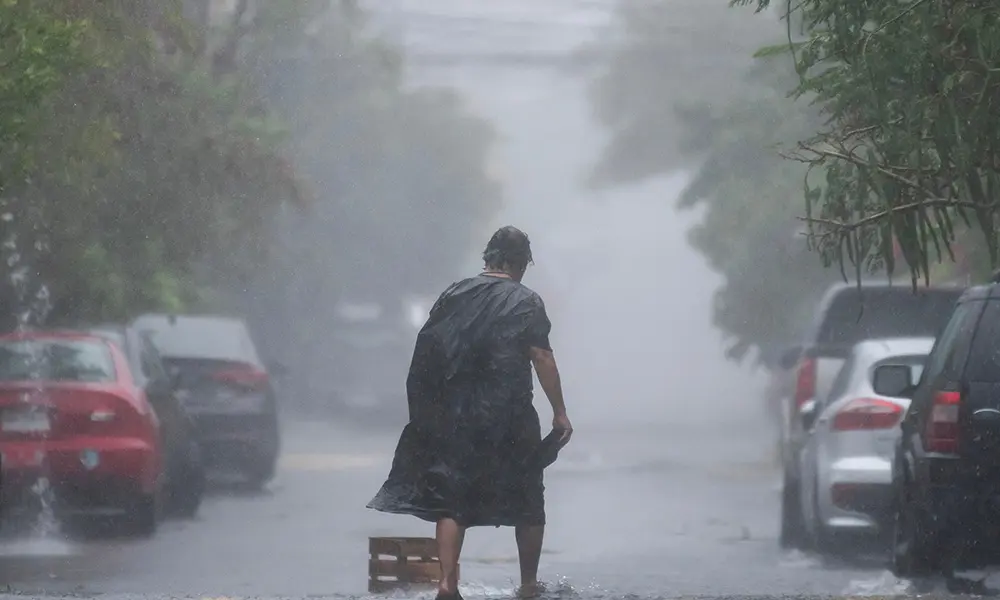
[{"left": 366, "top": 274, "right": 552, "bottom": 528}]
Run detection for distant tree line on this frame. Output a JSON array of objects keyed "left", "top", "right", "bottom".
[{"left": 0, "top": 0, "right": 500, "bottom": 340}]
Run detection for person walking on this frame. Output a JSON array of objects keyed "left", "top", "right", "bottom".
[{"left": 367, "top": 226, "right": 572, "bottom": 600}]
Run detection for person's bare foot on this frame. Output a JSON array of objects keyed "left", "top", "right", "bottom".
[
  {"left": 517, "top": 581, "right": 546, "bottom": 598},
  {"left": 435, "top": 588, "right": 463, "bottom": 600}
]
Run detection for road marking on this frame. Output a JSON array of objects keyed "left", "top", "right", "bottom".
[{"left": 279, "top": 452, "right": 388, "bottom": 472}]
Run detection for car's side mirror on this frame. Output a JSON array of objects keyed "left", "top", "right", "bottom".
[
  {"left": 799, "top": 399, "right": 818, "bottom": 431},
  {"left": 779, "top": 345, "right": 803, "bottom": 370},
  {"left": 873, "top": 364, "right": 916, "bottom": 398}
]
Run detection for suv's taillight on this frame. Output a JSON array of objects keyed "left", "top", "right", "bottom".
[
  {"left": 212, "top": 366, "right": 269, "bottom": 391},
  {"left": 926, "top": 390, "right": 960, "bottom": 453},
  {"left": 832, "top": 398, "right": 903, "bottom": 431},
  {"left": 794, "top": 357, "right": 817, "bottom": 408}
]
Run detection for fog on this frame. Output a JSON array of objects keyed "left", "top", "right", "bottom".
[
  {"left": 0, "top": 0, "right": 839, "bottom": 597},
  {"left": 376, "top": 0, "right": 766, "bottom": 433},
  {"left": 3, "top": 1, "right": 989, "bottom": 597}
]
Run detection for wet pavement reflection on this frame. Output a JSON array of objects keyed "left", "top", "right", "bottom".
[{"left": 0, "top": 418, "right": 926, "bottom": 599}]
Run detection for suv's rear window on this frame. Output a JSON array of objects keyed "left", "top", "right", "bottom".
[
  {"left": 966, "top": 302, "right": 1000, "bottom": 381},
  {"left": 0, "top": 339, "right": 116, "bottom": 382},
  {"left": 815, "top": 288, "right": 962, "bottom": 346}
]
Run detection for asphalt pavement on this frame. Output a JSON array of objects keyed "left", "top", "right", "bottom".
[{"left": 0, "top": 410, "right": 938, "bottom": 600}]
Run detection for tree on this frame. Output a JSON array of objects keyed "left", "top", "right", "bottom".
[
  {"left": 587, "top": 0, "right": 835, "bottom": 363},
  {"left": 735, "top": 0, "right": 1000, "bottom": 286},
  {"left": 0, "top": 0, "right": 302, "bottom": 327},
  {"left": 200, "top": 2, "right": 503, "bottom": 387},
  {"left": 0, "top": 0, "right": 87, "bottom": 326},
  {"left": 586, "top": 0, "right": 781, "bottom": 185},
  {"left": 677, "top": 58, "right": 834, "bottom": 361}
]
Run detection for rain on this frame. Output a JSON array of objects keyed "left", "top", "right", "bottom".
[{"left": 0, "top": 0, "right": 997, "bottom": 599}]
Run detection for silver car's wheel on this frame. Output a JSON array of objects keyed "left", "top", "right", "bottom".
[{"left": 811, "top": 480, "right": 839, "bottom": 554}]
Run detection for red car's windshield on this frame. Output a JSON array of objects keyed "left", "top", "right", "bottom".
[{"left": 0, "top": 338, "right": 117, "bottom": 383}]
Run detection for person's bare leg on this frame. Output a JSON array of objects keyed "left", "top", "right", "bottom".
[
  {"left": 515, "top": 524, "right": 544, "bottom": 595},
  {"left": 436, "top": 518, "right": 465, "bottom": 596}
]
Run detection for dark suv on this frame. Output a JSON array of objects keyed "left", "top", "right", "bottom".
[{"left": 885, "top": 281, "right": 1000, "bottom": 576}]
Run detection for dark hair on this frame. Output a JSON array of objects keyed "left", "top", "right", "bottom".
[{"left": 483, "top": 226, "right": 533, "bottom": 271}]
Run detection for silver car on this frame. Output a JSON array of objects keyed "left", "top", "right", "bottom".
[{"left": 797, "top": 337, "right": 934, "bottom": 552}]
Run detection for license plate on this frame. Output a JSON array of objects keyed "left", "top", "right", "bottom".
[
  {"left": 2, "top": 409, "right": 50, "bottom": 433},
  {"left": 0, "top": 448, "right": 45, "bottom": 469}
]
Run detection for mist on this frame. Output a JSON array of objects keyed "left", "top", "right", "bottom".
[
  {"left": 1, "top": 0, "right": 900, "bottom": 597},
  {"left": 383, "top": 0, "right": 766, "bottom": 435}
]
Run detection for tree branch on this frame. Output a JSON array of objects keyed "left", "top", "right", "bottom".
[
  {"left": 798, "top": 198, "right": 990, "bottom": 233},
  {"left": 784, "top": 142, "right": 954, "bottom": 203}
]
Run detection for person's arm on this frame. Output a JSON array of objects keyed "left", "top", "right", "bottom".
[
  {"left": 530, "top": 347, "right": 566, "bottom": 418},
  {"left": 524, "top": 294, "right": 572, "bottom": 441}
]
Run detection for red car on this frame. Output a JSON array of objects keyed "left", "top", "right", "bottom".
[{"left": 0, "top": 331, "right": 162, "bottom": 535}]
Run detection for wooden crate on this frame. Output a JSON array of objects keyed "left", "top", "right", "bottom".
[{"left": 368, "top": 536, "right": 459, "bottom": 594}]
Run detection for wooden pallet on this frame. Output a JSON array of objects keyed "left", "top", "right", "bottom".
[{"left": 368, "top": 536, "right": 459, "bottom": 594}]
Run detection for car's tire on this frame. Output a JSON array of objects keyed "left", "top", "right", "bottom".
[
  {"left": 168, "top": 466, "right": 206, "bottom": 518},
  {"left": 890, "top": 469, "right": 936, "bottom": 577},
  {"left": 243, "top": 411, "right": 280, "bottom": 488},
  {"left": 121, "top": 493, "right": 158, "bottom": 538},
  {"left": 244, "top": 453, "right": 277, "bottom": 489},
  {"left": 810, "top": 480, "right": 836, "bottom": 554},
  {"left": 780, "top": 474, "right": 809, "bottom": 550}
]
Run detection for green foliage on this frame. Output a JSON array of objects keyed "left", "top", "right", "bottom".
[
  {"left": 243, "top": 2, "right": 500, "bottom": 297},
  {"left": 197, "top": 2, "right": 503, "bottom": 371},
  {"left": 0, "top": 0, "right": 85, "bottom": 181},
  {"left": 0, "top": 0, "right": 502, "bottom": 349},
  {"left": 0, "top": 0, "right": 301, "bottom": 327},
  {"left": 736, "top": 0, "right": 1000, "bottom": 287}
]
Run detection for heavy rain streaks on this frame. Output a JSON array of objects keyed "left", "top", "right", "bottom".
[{"left": 0, "top": 1, "right": 993, "bottom": 600}]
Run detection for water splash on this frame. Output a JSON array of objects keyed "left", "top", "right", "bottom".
[
  {"left": 0, "top": 210, "right": 59, "bottom": 539},
  {"left": 842, "top": 569, "right": 913, "bottom": 596}
]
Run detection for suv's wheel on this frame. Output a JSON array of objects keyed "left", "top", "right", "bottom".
[
  {"left": 780, "top": 474, "right": 809, "bottom": 549},
  {"left": 890, "top": 470, "right": 935, "bottom": 577}
]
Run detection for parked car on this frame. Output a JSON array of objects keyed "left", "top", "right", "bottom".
[
  {"left": 323, "top": 298, "right": 421, "bottom": 420},
  {"left": 777, "top": 281, "right": 964, "bottom": 548},
  {"left": 133, "top": 314, "right": 280, "bottom": 488},
  {"left": 0, "top": 331, "right": 162, "bottom": 536},
  {"left": 84, "top": 324, "right": 205, "bottom": 517},
  {"left": 795, "top": 337, "right": 934, "bottom": 553},
  {"left": 888, "top": 281, "right": 1000, "bottom": 576}
]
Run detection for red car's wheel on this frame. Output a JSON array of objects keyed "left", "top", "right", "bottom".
[{"left": 120, "top": 492, "right": 158, "bottom": 538}]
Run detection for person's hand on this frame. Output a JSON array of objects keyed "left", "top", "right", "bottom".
[{"left": 553, "top": 412, "right": 573, "bottom": 444}]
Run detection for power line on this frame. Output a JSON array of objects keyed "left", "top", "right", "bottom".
[{"left": 405, "top": 50, "right": 597, "bottom": 69}]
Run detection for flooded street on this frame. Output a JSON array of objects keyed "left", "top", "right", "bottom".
[
  {"left": 0, "top": 418, "right": 895, "bottom": 598},
  {"left": 0, "top": 0, "right": 988, "bottom": 599},
  {"left": 0, "top": 2, "right": 904, "bottom": 599}
]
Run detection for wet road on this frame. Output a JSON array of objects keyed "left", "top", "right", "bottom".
[{"left": 0, "top": 415, "right": 910, "bottom": 599}]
